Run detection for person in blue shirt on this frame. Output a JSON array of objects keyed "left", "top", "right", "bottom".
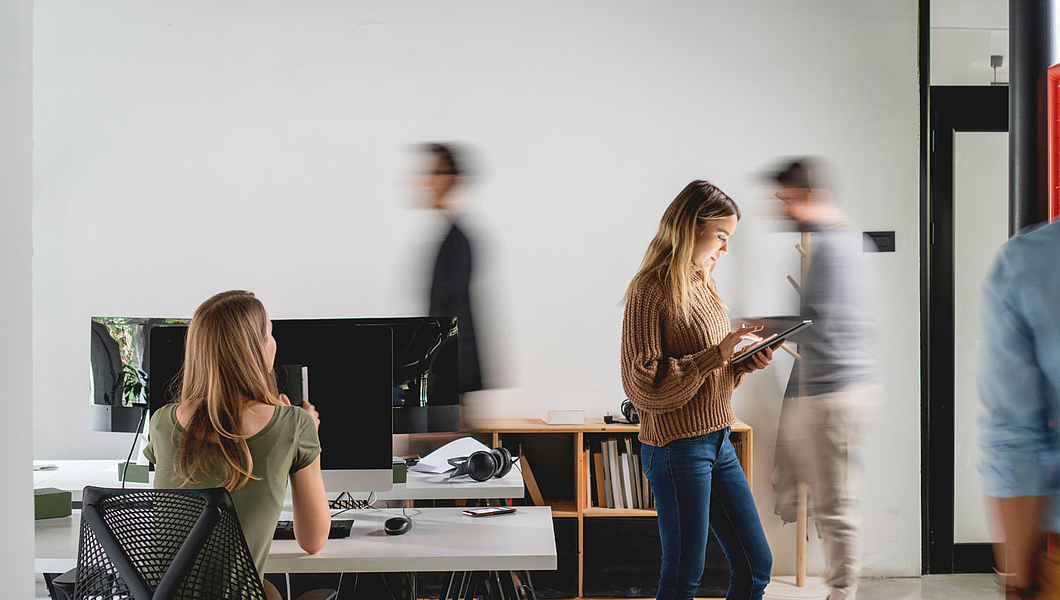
[{"left": 979, "top": 219, "right": 1060, "bottom": 599}]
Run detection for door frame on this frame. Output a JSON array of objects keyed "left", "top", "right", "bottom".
[{"left": 922, "top": 84, "right": 1008, "bottom": 574}]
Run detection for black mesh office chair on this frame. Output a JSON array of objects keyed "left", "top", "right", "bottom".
[{"left": 71, "top": 486, "right": 266, "bottom": 600}]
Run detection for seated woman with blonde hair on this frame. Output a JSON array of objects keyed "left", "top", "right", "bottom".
[{"left": 144, "top": 290, "right": 331, "bottom": 596}]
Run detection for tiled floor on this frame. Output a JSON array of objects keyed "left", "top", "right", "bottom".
[
  {"left": 858, "top": 574, "right": 1001, "bottom": 600},
  {"left": 35, "top": 573, "right": 1005, "bottom": 600}
]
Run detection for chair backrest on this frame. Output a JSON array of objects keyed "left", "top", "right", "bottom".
[{"left": 73, "top": 486, "right": 266, "bottom": 600}]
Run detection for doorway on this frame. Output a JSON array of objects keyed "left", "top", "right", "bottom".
[{"left": 923, "top": 85, "right": 1008, "bottom": 574}]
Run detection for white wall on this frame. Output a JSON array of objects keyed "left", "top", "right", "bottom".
[
  {"left": 33, "top": 1, "right": 921, "bottom": 576},
  {"left": 1, "top": 0, "right": 35, "bottom": 595},
  {"left": 952, "top": 132, "right": 1008, "bottom": 544}
]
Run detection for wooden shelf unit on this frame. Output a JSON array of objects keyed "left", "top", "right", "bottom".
[{"left": 470, "top": 418, "right": 753, "bottom": 599}]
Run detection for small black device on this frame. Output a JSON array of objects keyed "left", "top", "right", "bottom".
[
  {"left": 463, "top": 506, "right": 516, "bottom": 517},
  {"left": 731, "top": 320, "right": 812, "bottom": 365},
  {"left": 274, "top": 519, "right": 354, "bottom": 540},
  {"left": 448, "top": 447, "right": 514, "bottom": 482},
  {"left": 274, "top": 364, "right": 308, "bottom": 406},
  {"left": 384, "top": 516, "right": 412, "bottom": 535}
]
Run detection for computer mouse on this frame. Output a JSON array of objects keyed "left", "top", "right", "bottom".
[{"left": 384, "top": 516, "right": 412, "bottom": 535}]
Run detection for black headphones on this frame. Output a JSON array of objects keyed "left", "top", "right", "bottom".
[
  {"left": 448, "top": 447, "right": 515, "bottom": 481},
  {"left": 621, "top": 398, "right": 640, "bottom": 424}
]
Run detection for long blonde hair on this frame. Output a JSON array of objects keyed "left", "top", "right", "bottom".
[
  {"left": 175, "top": 290, "right": 281, "bottom": 491},
  {"left": 624, "top": 180, "right": 741, "bottom": 322}
]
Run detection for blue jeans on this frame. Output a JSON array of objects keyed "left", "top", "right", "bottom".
[{"left": 642, "top": 428, "right": 772, "bottom": 600}]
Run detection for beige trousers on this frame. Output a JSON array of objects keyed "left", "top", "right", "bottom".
[{"left": 787, "top": 383, "right": 880, "bottom": 600}]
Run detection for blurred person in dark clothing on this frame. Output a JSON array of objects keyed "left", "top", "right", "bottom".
[
  {"left": 419, "top": 142, "right": 482, "bottom": 394},
  {"left": 771, "top": 158, "right": 880, "bottom": 600},
  {"left": 979, "top": 219, "right": 1060, "bottom": 599}
]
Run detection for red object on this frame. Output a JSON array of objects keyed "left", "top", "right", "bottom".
[{"left": 1048, "top": 64, "right": 1060, "bottom": 221}]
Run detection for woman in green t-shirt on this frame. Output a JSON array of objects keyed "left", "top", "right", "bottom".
[{"left": 144, "top": 290, "right": 331, "bottom": 583}]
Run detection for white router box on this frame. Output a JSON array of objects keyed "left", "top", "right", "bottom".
[{"left": 541, "top": 408, "right": 585, "bottom": 425}]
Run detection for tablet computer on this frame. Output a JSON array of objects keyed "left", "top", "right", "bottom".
[{"left": 731, "top": 320, "right": 812, "bottom": 365}]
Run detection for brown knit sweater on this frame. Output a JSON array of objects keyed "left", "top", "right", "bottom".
[{"left": 621, "top": 270, "right": 746, "bottom": 446}]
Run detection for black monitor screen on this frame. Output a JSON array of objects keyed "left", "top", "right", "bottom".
[
  {"left": 148, "top": 322, "right": 393, "bottom": 475},
  {"left": 276, "top": 318, "right": 460, "bottom": 434}
]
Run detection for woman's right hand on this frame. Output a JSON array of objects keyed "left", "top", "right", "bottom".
[
  {"left": 718, "top": 325, "right": 764, "bottom": 361},
  {"left": 279, "top": 394, "right": 321, "bottom": 431}
]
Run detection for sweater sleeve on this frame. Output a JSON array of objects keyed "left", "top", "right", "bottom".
[
  {"left": 732, "top": 364, "right": 748, "bottom": 389},
  {"left": 621, "top": 280, "right": 726, "bottom": 414}
]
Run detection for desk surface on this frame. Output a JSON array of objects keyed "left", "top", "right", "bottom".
[
  {"left": 34, "top": 460, "right": 524, "bottom": 502},
  {"left": 36, "top": 506, "right": 556, "bottom": 574}
]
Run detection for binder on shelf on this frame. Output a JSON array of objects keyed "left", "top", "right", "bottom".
[
  {"left": 520, "top": 454, "right": 547, "bottom": 507},
  {"left": 618, "top": 448, "right": 634, "bottom": 509},
  {"left": 606, "top": 438, "right": 625, "bottom": 509},
  {"left": 624, "top": 437, "right": 641, "bottom": 509},
  {"left": 584, "top": 447, "right": 592, "bottom": 508},
  {"left": 600, "top": 439, "right": 614, "bottom": 508},
  {"left": 642, "top": 466, "right": 653, "bottom": 509},
  {"left": 631, "top": 452, "right": 643, "bottom": 509},
  {"left": 593, "top": 451, "right": 607, "bottom": 509}
]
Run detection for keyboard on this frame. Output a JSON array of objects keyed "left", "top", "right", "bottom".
[{"left": 273, "top": 519, "right": 353, "bottom": 540}]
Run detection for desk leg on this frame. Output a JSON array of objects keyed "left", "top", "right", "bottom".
[
  {"left": 461, "top": 572, "right": 479, "bottom": 600},
  {"left": 441, "top": 572, "right": 456, "bottom": 599},
  {"left": 457, "top": 572, "right": 472, "bottom": 599},
  {"left": 492, "top": 571, "right": 512, "bottom": 600}
]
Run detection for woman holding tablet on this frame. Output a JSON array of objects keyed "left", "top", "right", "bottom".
[{"left": 621, "top": 181, "right": 779, "bottom": 600}]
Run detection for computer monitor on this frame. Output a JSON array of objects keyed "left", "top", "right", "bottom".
[
  {"left": 278, "top": 317, "right": 460, "bottom": 434},
  {"left": 148, "top": 320, "right": 395, "bottom": 493},
  {"left": 152, "top": 317, "right": 460, "bottom": 434},
  {"left": 90, "top": 316, "right": 176, "bottom": 433}
]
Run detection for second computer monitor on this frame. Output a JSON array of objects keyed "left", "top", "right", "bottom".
[
  {"left": 275, "top": 317, "right": 461, "bottom": 434},
  {"left": 273, "top": 321, "right": 394, "bottom": 493},
  {"left": 148, "top": 320, "right": 394, "bottom": 493}
]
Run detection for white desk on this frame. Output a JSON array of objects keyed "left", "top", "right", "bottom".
[
  {"left": 377, "top": 467, "right": 524, "bottom": 501},
  {"left": 34, "top": 460, "right": 524, "bottom": 502},
  {"left": 35, "top": 507, "right": 557, "bottom": 574}
]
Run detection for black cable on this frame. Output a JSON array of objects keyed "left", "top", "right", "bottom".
[
  {"left": 121, "top": 406, "right": 148, "bottom": 490},
  {"left": 401, "top": 506, "right": 415, "bottom": 534},
  {"left": 329, "top": 490, "right": 352, "bottom": 509},
  {"left": 381, "top": 572, "right": 399, "bottom": 600},
  {"left": 331, "top": 492, "right": 376, "bottom": 518}
]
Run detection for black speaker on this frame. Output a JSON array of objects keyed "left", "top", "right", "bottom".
[{"left": 448, "top": 447, "right": 514, "bottom": 481}]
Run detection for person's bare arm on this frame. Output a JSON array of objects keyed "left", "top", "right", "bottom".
[
  {"left": 281, "top": 396, "right": 330, "bottom": 555},
  {"left": 992, "top": 495, "right": 1047, "bottom": 595},
  {"left": 290, "top": 455, "right": 330, "bottom": 554}
]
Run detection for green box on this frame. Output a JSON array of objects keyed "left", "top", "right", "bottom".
[
  {"left": 117, "top": 462, "right": 150, "bottom": 484},
  {"left": 34, "top": 487, "right": 71, "bottom": 520},
  {"left": 392, "top": 461, "right": 407, "bottom": 484}
]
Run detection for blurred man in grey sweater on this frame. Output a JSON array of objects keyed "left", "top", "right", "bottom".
[{"left": 772, "top": 158, "right": 880, "bottom": 600}]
